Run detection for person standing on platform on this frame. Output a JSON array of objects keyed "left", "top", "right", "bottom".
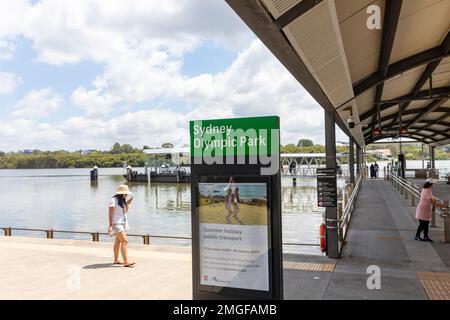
[
  {"left": 374, "top": 162, "right": 379, "bottom": 178},
  {"left": 370, "top": 164, "right": 375, "bottom": 179},
  {"left": 414, "top": 179, "right": 443, "bottom": 242},
  {"left": 108, "top": 184, "right": 135, "bottom": 267},
  {"left": 225, "top": 188, "right": 234, "bottom": 224}
]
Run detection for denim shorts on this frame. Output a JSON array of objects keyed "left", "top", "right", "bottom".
[{"left": 112, "top": 223, "right": 129, "bottom": 235}]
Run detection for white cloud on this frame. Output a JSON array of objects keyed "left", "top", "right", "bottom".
[
  {"left": 0, "top": 71, "right": 22, "bottom": 94},
  {"left": 18, "top": 0, "right": 251, "bottom": 65},
  {"left": 12, "top": 88, "right": 62, "bottom": 119},
  {"left": 0, "top": 0, "right": 351, "bottom": 151},
  {"left": 0, "top": 40, "right": 16, "bottom": 60},
  {"left": 0, "top": 118, "right": 65, "bottom": 151},
  {"left": 0, "top": 0, "right": 29, "bottom": 38},
  {"left": 70, "top": 87, "right": 119, "bottom": 117}
]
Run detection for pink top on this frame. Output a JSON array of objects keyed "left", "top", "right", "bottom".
[{"left": 416, "top": 188, "right": 434, "bottom": 221}]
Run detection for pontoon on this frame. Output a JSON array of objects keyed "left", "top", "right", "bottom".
[{"left": 124, "top": 147, "right": 190, "bottom": 183}]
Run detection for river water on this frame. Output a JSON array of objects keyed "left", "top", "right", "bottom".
[{"left": 1, "top": 160, "right": 448, "bottom": 255}]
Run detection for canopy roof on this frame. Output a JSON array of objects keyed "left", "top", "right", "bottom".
[{"left": 226, "top": 0, "right": 450, "bottom": 146}]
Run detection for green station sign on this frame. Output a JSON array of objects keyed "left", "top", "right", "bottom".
[
  {"left": 189, "top": 115, "right": 284, "bottom": 299},
  {"left": 189, "top": 116, "right": 279, "bottom": 158}
]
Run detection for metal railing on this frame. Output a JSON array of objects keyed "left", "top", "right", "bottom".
[
  {"left": 325, "top": 174, "right": 363, "bottom": 254},
  {"left": 334, "top": 174, "right": 362, "bottom": 249},
  {"left": 387, "top": 171, "right": 450, "bottom": 243},
  {"left": 0, "top": 227, "right": 191, "bottom": 245},
  {"left": 0, "top": 226, "right": 321, "bottom": 248}
]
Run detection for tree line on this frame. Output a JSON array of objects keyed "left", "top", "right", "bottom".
[{"left": 1, "top": 140, "right": 449, "bottom": 169}]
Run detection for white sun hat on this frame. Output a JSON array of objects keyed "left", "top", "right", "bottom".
[
  {"left": 426, "top": 178, "right": 438, "bottom": 184},
  {"left": 115, "top": 184, "right": 133, "bottom": 195}
]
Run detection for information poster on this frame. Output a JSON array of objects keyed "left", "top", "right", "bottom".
[
  {"left": 317, "top": 168, "right": 337, "bottom": 207},
  {"left": 197, "top": 180, "right": 269, "bottom": 291}
]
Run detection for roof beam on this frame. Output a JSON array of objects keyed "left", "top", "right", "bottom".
[
  {"left": 391, "top": 120, "right": 450, "bottom": 129},
  {"left": 364, "top": 106, "right": 450, "bottom": 134},
  {"left": 353, "top": 30, "right": 450, "bottom": 97},
  {"left": 435, "top": 136, "right": 450, "bottom": 144},
  {"left": 224, "top": 0, "right": 354, "bottom": 139},
  {"left": 366, "top": 134, "right": 437, "bottom": 145},
  {"left": 405, "top": 98, "right": 448, "bottom": 129},
  {"left": 365, "top": 122, "right": 450, "bottom": 142},
  {"left": 408, "top": 128, "right": 450, "bottom": 140},
  {"left": 359, "top": 87, "right": 450, "bottom": 122},
  {"left": 419, "top": 114, "right": 450, "bottom": 131},
  {"left": 274, "top": 0, "right": 322, "bottom": 29},
  {"left": 387, "top": 31, "right": 450, "bottom": 128},
  {"left": 367, "top": 0, "right": 403, "bottom": 132},
  {"left": 389, "top": 60, "right": 441, "bottom": 127}
]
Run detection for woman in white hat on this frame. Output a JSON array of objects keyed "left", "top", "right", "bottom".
[
  {"left": 108, "top": 184, "right": 135, "bottom": 267},
  {"left": 415, "top": 178, "right": 440, "bottom": 242}
]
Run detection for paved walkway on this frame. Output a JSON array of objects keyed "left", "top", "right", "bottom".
[
  {"left": 0, "top": 237, "right": 192, "bottom": 299},
  {"left": 284, "top": 179, "right": 450, "bottom": 300},
  {"left": 1, "top": 179, "right": 449, "bottom": 300}
]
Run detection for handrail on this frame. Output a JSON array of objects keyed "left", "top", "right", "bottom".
[
  {"left": 390, "top": 173, "right": 448, "bottom": 217},
  {"left": 339, "top": 175, "right": 362, "bottom": 230},
  {"left": 0, "top": 227, "right": 190, "bottom": 244},
  {"left": 0, "top": 226, "right": 320, "bottom": 247},
  {"left": 388, "top": 171, "right": 450, "bottom": 243},
  {"left": 324, "top": 173, "right": 362, "bottom": 256}
]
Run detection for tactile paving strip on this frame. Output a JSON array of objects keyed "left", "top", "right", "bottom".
[
  {"left": 283, "top": 261, "right": 335, "bottom": 272},
  {"left": 417, "top": 272, "right": 450, "bottom": 300}
]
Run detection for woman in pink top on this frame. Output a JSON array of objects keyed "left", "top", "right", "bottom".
[{"left": 415, "top": 179, "right": 438, "bottom": 242}]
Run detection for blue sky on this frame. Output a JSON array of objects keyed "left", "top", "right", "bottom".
[{"left": 0, "top": 0, "right": 342, "bottom": 152}]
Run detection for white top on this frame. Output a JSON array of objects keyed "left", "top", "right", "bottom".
[{"left": 109, "top": 197, "right": 128, "bottom": 225}]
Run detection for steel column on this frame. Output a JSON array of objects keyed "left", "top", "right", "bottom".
[
  {"left": 356, "top": 144, "right": 361, "bottom": 176},
  {"left": 349, "top": 138, "right": 355, "bottom": 184},
  {"left": 325, "top": 110, "right": 339, "bottom": 258},
  {"left": 431, "top": 146, "right": 436, "bottom": 169}
]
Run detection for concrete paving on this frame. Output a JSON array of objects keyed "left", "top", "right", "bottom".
[
  {"left": 284, "top": 179, "right": 450, "bottom": 300},
  {"left": 0, "top": 236, "right": 192, "bottom": 299},
  {"left": 1, "top": 179, "right": 448, "bottom": 299}
]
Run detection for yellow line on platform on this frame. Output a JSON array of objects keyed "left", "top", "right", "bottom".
[{"left": 283, "top": 261, "right": 335, "bottom": 272}]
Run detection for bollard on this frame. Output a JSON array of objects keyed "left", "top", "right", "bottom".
[
  {"left": 293, "top": 177, "right": 296, "bottom": 186},
  {"left": 444, "top": 212, "right": 450, "bottom": 243},
  {"left": 431, "top": 207, "right": 437, "bottom": 228},
  {"left": 143, "top": 234, "right": 150, "bottom": 245},
  {"left": 404, "top": 188, "right": 408, "bottom": 199},
  {"left": 46, "top": 229, "right": 54, "bottom": 239},
  {"left": 91, "top": 232, "right": 100, "bottom": 242},
  {"left": 411, "top": 194, "right": 415, "bottom": 206},
  {"left": 3, "top": 227, "right": 12, "bottom": 236}
]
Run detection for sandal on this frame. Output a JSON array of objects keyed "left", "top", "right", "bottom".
[
  {"left": 114, "top": 261, "right": 124, "bottom": 265},
  {"left": 124, "top": 262, "right": 136, "bottom": 268}
]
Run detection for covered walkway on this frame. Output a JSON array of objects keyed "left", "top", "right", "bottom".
[
  {"left": 284, "top": 179, "right": 450, "bottom": 300},
  {"left": 226, "top": 0, "right": 450, "bottom": 260}
]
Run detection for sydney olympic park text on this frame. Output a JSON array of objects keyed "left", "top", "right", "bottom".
[{"left": 191, "top": 124, "right": 280, "bottom": 175}]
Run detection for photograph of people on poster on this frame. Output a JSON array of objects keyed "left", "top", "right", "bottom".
[
  {"left": 198, "top": 177, "right": 270, "bottom": 291},
  {"left": 199, "top": 177, "right": 268, "bottom": 226}
]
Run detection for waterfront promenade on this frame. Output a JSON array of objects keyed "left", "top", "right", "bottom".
[
  {"left": 1, "top": 179, "right": 449, "bottom": 299},
  {"left": 284, "top": 179, "right": 450, "bottom": 300},
  {"left": 0, "top": 237, "right": 192, "bottom": 299}
]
